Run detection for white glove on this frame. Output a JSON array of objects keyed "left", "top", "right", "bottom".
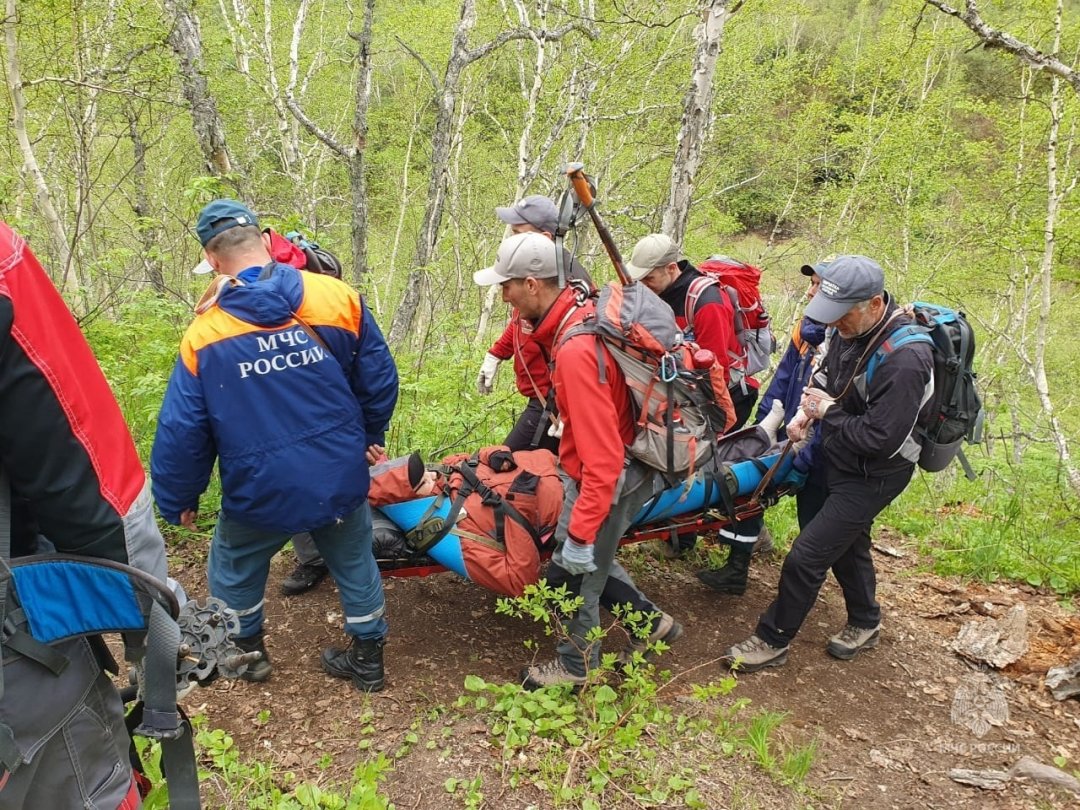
[
  {"left": 476, "top": 352, "right": 501, "bottom": 395},
  {"left": 553, "top": 537, "right": 596, "bottom": 575},
  {"left": 547, "top": 418, "right": 564, "bottom": 438},
  {"left": 759, "top": 400, "right": 785, "bottom": 445}
]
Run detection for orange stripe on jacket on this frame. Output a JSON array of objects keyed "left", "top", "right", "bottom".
[
  {"left": 180, "top": 308, "right": 268, "bottom": 375},
  {"left": 295, "top": 273, "right": 362, "bottom": 334}
]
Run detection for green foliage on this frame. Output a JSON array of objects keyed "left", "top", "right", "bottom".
[
  {"left": 443, "top": 582, "right": 818, "bottom": 806},
  {"left": 191, "top": 717, "right": 395, "bottom": 810},
  {"left": 885, "top": 444, "right": 1080, "bottom": 593}
]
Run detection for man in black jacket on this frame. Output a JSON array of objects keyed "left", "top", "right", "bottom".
[{"left": 724, "top": 255, "right": 933, "bottom": 672}]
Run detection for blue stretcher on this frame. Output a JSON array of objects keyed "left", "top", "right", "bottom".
[{"left": 377, "top": 448, "right": 795, "bottom": 580}]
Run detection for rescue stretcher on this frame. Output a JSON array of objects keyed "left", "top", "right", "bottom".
[{"left": 374, "top": 439, "right": 798, "bottom": 583}]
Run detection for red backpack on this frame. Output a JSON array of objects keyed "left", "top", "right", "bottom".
[{"left": 687, "top": 256, "right": 777, "bottom": 376}]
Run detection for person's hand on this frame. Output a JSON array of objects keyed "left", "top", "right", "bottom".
[
  {"left": 547, "top": 418, "right": 564, "bottom": 438},
  {"left": 366, "top": 444, "right": 387, "bottom": 465},
  {"left": 786, "top": 409, "right": 811, "bottom": 443},
  {"left": 476, "top": 353, "right": 501, "bottom": 395},
  {"left": 180, "top": 509, "right": 197, "bottom": 529},
  {"left": 800, "top": 388, "right": 835, "bottom": 421},
  {"left": 791, "top": 421, "right": 815, "bottom": 454},
  {"left": 758, "top": 400, "right": 785, "bottom": 445},
  {"left": 553, "top": 536, "right": 596, "bottom": 575}
]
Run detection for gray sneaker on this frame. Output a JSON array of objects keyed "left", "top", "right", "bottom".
[
  {"left": 723, "top": 634, "right": 788, "bottom": 673},
  {"left": 618, "top": 612, "right": 684, "bottom": 666},
  {"left": 520, "top": 659, "right": 588, "bottom": 691},
  {"left": 826, "top": 624, "right": 880, "bottom": 660}
]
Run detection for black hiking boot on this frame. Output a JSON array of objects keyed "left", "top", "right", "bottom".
[
  {"left": 235, "top": 632, "right": 272, "bottom": 682},
  {"left": 280, "top": 561, "right": 330, "bottom": 596},
  {"left": 322, "top": 637, "right": 385, "bottom": 692},
  {"left": 696, "top": 542, "right": 753, "bottom": 595}
]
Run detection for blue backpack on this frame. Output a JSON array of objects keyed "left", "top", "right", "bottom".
[{"left": 865, "top": 303, "right": 985, "bottom": 479}]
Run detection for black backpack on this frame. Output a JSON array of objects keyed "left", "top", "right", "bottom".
[{"left": 866, "top": 302, "right": 985, "bottom": 478}]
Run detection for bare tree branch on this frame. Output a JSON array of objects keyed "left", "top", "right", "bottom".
[
  {"left": 463, "top": 21, "right": 596, "bottom": 66},
  {"left": 925, "top": 0, "right": 1080, "bottom": 95},
  {"left": 284, "top": 95, "right": 349, "bottom": 159},
  {"left": 395, "top": 35, "right": 441, "bottom": 92}
]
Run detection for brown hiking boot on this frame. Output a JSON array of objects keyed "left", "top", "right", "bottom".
[
  {"left": 723, "top": 634, "right": 788, "bottom": 673},
  {"left": 520, "top": 659, "right": 588, "bottom": 691},
  {"left": 618, "top": 612, "right": 684, "bottom": 667},
  {"left": 826, "top": 624, "right": 880, "bottom": 660}
]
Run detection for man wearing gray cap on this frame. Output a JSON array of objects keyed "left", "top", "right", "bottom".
[
  {"left": 475, "top": 232, "right": 681, "bottom": 689},
  {"left": 724, "top": 255, "right": 933, "bottom": 672},
  {"left": 475, "top": 195, "right": 592, "bottom": 453}
]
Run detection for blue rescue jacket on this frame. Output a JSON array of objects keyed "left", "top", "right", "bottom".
[
  {"left": 151, "top": 263, "right": 398, "bottom": 534},
  {"left": 755, "top": 317, "right": 827, "bottom": 474}
]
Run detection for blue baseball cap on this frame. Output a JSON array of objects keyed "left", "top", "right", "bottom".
[
  {"left": 802, "top": 255, "right": 885, "bottom": 324},
  {"left": 196, "top": 199, "right": 260, "bottom": 247}
]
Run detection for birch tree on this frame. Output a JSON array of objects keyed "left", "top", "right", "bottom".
[
  {"left": 2, "top": 0, "right": 75, "bottom": 292},
  {"left": 928, "top": 0, "right": 1080, "bottom": 493},
  {"left": 386, "top": 0, "right": 593, "bottom": 347},
  {"left": 661, "top": 0, "right": 741, "bottom": 243},
  {"left": 284, "top": 0, "right": 376, "bottom": 283},
  {"left": 162, "top": 0, "right": 236, "bottom": 179}
]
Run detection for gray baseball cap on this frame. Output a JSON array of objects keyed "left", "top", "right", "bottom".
[
  {"left": 495, "top": 195, "right": 559, "bottom": 234},
  {"left": 626, "top": 233, "right": 681, "bottom": 281},
  {"left": 473, "top": 232, "right": 558, "bottom": 286},
  {"left": 800, "top": 254, "right": 837, "bottom": 277},
  {"left": 802, "top": 254, "right": 885, "bottom": 324}
]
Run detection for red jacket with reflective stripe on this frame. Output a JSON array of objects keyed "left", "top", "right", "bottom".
[
  {"left": 0, "top": 222, "right": 166, "bottom": 579},
  {"left": 531, "top": 288, "right": 635, "bottom": 542}
]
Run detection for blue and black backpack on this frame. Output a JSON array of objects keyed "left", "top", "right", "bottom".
[{"left": 866, "top": 302, "right": 985, "bottom": 479}]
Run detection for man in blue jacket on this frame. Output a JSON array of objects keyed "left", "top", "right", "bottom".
[{"left": 152, "top": 199, "right": 399, "bottom": 692}]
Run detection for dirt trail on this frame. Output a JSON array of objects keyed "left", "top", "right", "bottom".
[{"left": 175, "top": 538, "right": 1080, "bottom": 809}]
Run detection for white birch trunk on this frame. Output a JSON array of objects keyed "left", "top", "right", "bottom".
[
  {"left": 661, "top": 0, "right": 734, "bottom": 243},
  {"left": 2, "top": 0, "right": 75, "bottom": 293}
]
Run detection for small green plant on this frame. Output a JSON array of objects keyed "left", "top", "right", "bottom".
[{"left": 451, "top": 582, "right": 815, "bottom": 806}]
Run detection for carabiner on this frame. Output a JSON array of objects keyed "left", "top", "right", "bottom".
[{"left": 660, "top": 353, "right": 678, "bottom": 383}]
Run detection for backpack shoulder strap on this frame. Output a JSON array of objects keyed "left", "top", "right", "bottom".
[
  {"left": 865, "top": 325, "right": 934, "bottom": 385},
  {"left": 683, "top": 276, "right": 719, "bottom": 332}
]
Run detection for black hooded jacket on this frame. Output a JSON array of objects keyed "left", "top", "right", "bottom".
[{"left": 815, "top": 295, "right": 934, "bottom": 478}]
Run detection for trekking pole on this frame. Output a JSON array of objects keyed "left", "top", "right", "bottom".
[
  {"left": 566, "top": 163, "right": 632, "bottom": 286},
  {"left": 743, "top": 438, "right": 794, "bottom": 513}
]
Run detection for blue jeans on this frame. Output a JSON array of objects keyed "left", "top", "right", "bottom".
[{"left": 208, "top": 503, "right": 387, "bottom": 640}]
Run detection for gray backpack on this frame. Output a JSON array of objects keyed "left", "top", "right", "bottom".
[{"left": 559, "top": 283, "right": 730, "bottom": 483}]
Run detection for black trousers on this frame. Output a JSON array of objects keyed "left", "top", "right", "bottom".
[
  {"left": 755, "top": 465, "right": 913, "bottom": 647},
  {"left": 503, "top": 397, "right": 560, "bottom": 454}
]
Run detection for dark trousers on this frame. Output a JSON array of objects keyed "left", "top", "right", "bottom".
[
  {"left": 546, "top": 561, "right": 658, "bottom": 619},
  {"left": 755, "top": 465, "right": 913, "bottom": 648},
  {"left": 504, "top": 397, "right": 560, "bottom": 454}
]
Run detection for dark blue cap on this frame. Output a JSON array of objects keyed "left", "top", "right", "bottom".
[{"left": 196, "top": 199, "right": 260, "bottom": 247}]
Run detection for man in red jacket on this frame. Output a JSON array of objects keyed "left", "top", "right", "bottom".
[
  {"left": 476, "top": 195, "right": 591, "bottom": 453},
  {"left": 626, "top": 233, "right": 763, "bottom": 562},
  {"left": 475, "top": 232, "right": 680, "bottom": 689}
]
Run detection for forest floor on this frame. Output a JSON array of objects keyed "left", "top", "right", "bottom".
[{"left": 172, "top": 528, "right": 1080, "bottom": 810}]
